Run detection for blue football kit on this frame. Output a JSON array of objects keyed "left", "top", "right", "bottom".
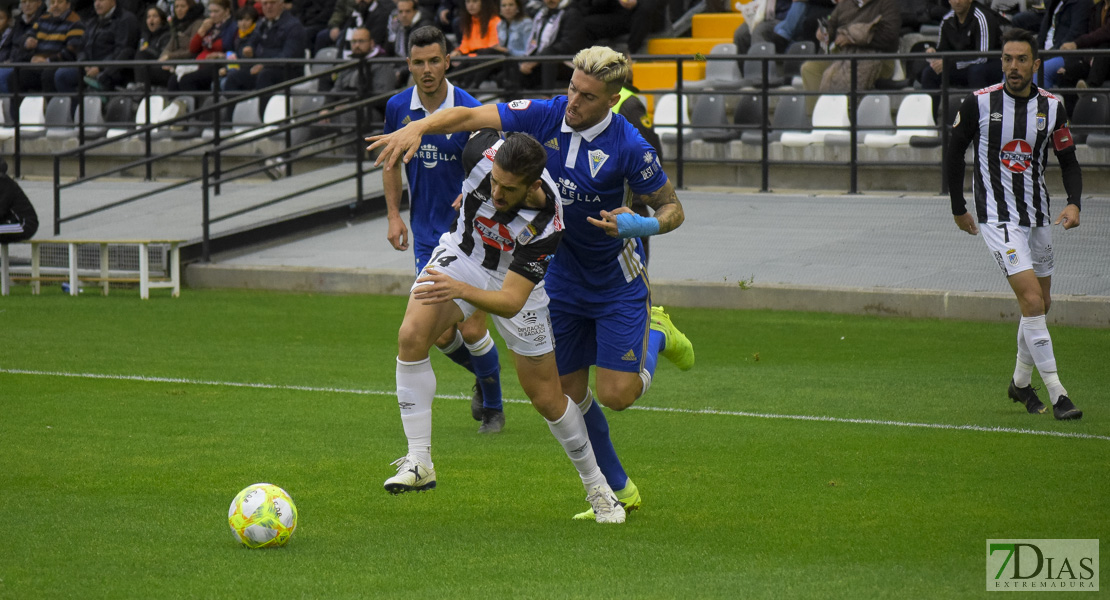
[{"left": 384, "top": 82, "right": 482, "bottom": 272}]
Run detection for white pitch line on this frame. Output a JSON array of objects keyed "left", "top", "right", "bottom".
[{"left": 3, "top": 368, "right": 1107, "bottom": 442}]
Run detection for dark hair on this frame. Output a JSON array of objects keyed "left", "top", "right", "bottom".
[
  {"left": 495, "top": 132, "right": 547, "bottom": 186},
  {"left": 0, "top": 156, "right": 8, "bottom": 176},
  {"left": 408, "top": 24, "right": 446, "bottom": 54},
  {"left": 500, "top": 0, "right": 524, "bottom": 21},
  {"left": 237, "top": 5, "right": 257, "bottom": 21},
  {"left": 146, "top": 5, "right": 168, "bottom": 25},
  {"left": 459, "top": 0, "right": 498, "bottom": 39},
  {"left": 1002, "top": 28, "right": 1038, "bottom": 59}
]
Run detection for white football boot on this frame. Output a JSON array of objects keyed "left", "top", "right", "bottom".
[
  {"left": 585, "top": 483, "right": 626, "bottom": 524},
  {"left": 383, "top": 455, "right": 436, "bottom": 494}
]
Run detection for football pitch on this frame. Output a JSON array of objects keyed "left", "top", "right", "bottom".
[{"left": 1, "top": 288, "right": 1106, "bottom": 598}]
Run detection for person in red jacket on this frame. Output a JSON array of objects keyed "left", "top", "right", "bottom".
[{"left": 176, "top": 0, "right": 238, "bottom": 92}]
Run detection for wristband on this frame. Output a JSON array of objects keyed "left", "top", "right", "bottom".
[{"left": 614, "top": 213, "right": 660, "bottom": 239}]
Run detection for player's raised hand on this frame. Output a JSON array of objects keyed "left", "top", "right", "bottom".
[
  {"left": 954, "top": 212, "right": 979, "bottom": 235},
  {"left": 1055, "top": 204, "right": 1080, "bottom": 230},
  {"left": 452, "top": 193, "right": 463, "bottom": 211},
  {"left": 366, "top": 127, "right": 423, "bottom": 170},
  {"left": 413, "top": 267, "right": 467, "bottom": 304},
  {"left": 386, "top": 215, "right": 409, "bottom": 251},
  {"left": 586, "top": 207, "right": 634, "bottom": 238}
]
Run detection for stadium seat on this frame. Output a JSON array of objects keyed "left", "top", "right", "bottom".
[
  {"left": 687, "top": 43, "right": 742, "bottom": 91},
  {"left": 863, "top": 94, "right": 936, "bottom": 148},
  {"left": 135, "top": 95, "right": 166, "bottom": 127},
  {"left": 231, "top": 97, "right": 262, "bottom": 134},
  {"left": 311, "top": 47, "right": 339, "bottom": 75},
  {"left": 780, "top": 94, "right": 850, "bottom": 146},
  {"left": 154, "top": 96, "right": 195, "bottom": 139},
  {"left": 1068, "top": 93, "right": 1109, "bottom": 145},
  {"left": 739, "top": 42, "right": 780, "bottom": 88},
  {"left": 741, "top": 94, "right": 806, "bottom": 145},
  {"left": 823, "top": 94, "right": 894, "bottom": 145},
  {"left": 691, "top": 94, "right": 736, "bottom": 142},
  {"left": 783, "top": 41, "right": 814, "bottom": 85},
  {"left": 732, "top": 92, "right": 764, "bottom": 140},
  {"left": 104, "top": 96, "right": 136, "bottom": 138},
  {"left": 79, "top": 96, "right": 107, "bottom": 139},
  {"left": 260, "top": 94, "right": 290, "bottom": 135},
  {"left": 654, "top": 93, "right": 694, "bottom": 142},
  {"left": 45, "top": 96, "right": 75, "bottom": 139},
  {"left": 3, "top": 96, "right": 47, "bottom": 140}
]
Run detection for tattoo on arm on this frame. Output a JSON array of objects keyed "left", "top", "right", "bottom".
[{"left": 634, "top": 183, "right": 685, "bottom": 234}]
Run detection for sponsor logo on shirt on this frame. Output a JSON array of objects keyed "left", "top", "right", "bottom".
[
  {"left": 475, "top": 216, "right": 514, "bottom": 251},
  {"left": 556, "top": 177, "right": 601, "bottom": 205},
  {"left": 1000, "top": 139, "right": 1033, "bottom": 173},
  {"left": 417, "top": 143, "right": 459, "bottom": 169},
  {"left": 508, "top": 99, "right": 531, "bottom": 110}
]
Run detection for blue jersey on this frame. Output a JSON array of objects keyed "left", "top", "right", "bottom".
[
  {"left": 384, "top": 82, "right": 482, "bottom": 262},
  {"left": 497, "top": 96, "right": 668, "bottom": 291}
]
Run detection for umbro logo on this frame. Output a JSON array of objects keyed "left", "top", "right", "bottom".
[
  {"left": 621, "top": 349, "right": 636, "bottom": 361},
  {"left": 991, "top": 112, "right": 1003, "bottom": 122},
  {"left": 1034, "top": 339, "right": 1051, "bottom": 347},
  {"left": 398, "top": 401, "right": 415, "bottom": 409},
  {"left": 570, "top": 442, "right": 589, "bottom": 456}
]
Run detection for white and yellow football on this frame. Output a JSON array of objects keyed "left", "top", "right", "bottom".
[{"left": 227, "top": 483, "right": 298, "bottom": 548}]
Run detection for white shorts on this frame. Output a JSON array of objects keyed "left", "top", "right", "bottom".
[
  {"left": 981, "top": 222, "right": 1054, "bottom": 278},
  {"left": 411, "top": 239, "right": 554, "bottom": 357}
]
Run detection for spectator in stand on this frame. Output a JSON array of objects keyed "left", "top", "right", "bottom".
[
  {"left": 773, "top": 0, "right": 836, "bottom": 52},
  {"left": 449, "top": 0, "right": 500, "bottom": 87},
  {"left": 732, "top": 0, "right": 790, "bottom": 56},
  {"left": 1034, "top": 0, "right": 1094, "bottom": 88},
  {"left": 901, "top": 0, "right": 949, "bottom": 35},
  {"left": 55, "top": 0, "right": 139, "bottom": 92},
  {"left": 496, "top": 0, "right": 531, "bottom": 57},
  {"left": 0, "top": 8, "right": 11, "bottom": 55},
  {"left": 217, "top": 6, "right": 257, "bottom": 83},
  {"left": 435, "top": 0, "right": 454, "bottom": 37},
  {"left": 0, "top": 0, "right": 46, "bottom": 93},
  {"left": 800, "top": 0, "right": 900, "bottom": 111},
  {"left": 175, "top": 0, "right": 237, "bottom": 93},
  {"left": 510, "top": 0, "right": 584, "bottom": 92},
  {"left": 224, "top": 0, "right": 306, "bottom": 97},
  {"left": 19, "top": 0, "right": 84, "bottom": 93},
  {"left": 919, "top": 0, "right": 1001, "bottom": 91},
  {"left": 387, "top": 0, "right": 429, "bottom": 86},
  {"left": 135, "top": 0, "right": 203, "bottom": 89},
  {"left": 0, "top": 157, "right": 39, "bottom": 245},
  {"left": 318, "top": 0, "right": 390, "bottom": 55},
  {"left": 579, "top": 0, "right": 669, "bottom": 55},
  {"left": 1053, "top": 0, "right": 1110, "bottom": 88},
  {"left": 292, "top": 0, "right": 336, "bottom": 51},
  {"left": 136, "top": 6, "right": 171, "bottom": 62}
]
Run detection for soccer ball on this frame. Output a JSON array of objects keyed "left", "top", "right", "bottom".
[{"left": 227, "top": 483, "right": 298, "bottom": 548}]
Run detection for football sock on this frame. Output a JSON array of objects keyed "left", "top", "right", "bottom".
[
  {"left": 396, "top": 357, "right": 435, "bottom": 466},
  {"left": 438, "top": 330, "right": 475, "bottom": 374},
  {"left": 465, "top": 332, "right": 503, "bottom": 411},
  {"left": 576, "top": 388, "right": 628, "bottom": 491},
  {"left": 1020, "top": 315, "right": 1067, "bottom": 403},
  {"left": 547, "top": 395, "right": 605, "bottom": 490},
  {"left": 1013, "top": 319, "right": 1035, "bottom": 388}
]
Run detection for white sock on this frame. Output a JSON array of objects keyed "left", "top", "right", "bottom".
[
  {"left": 638, "top": 369, "right": 652, "bottom": 399},
  {"left": 1013, "top": 320, "right": 1034, "bottom": 388},
  {"left": 396, "top": 357, "right": 435, "bottom": 466},
  {"left": 1020, "top": 315, "right": 1067, "bottom": 403},
  {"left": 464, "top": 332, "right": 495, "bottom": 356},
  {"left": 546, "top": 395, "right": 605, "bottom": 491},
  {"left": 438, "top": 330, "right": 464, "bottom": 354},
  {"left": 575, "top": 387, "right": 595, "bottom": 414}
]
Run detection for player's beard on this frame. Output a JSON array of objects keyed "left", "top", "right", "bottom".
[{"left": 1005, "top": 71, "right": 1028, "bottom": 95}]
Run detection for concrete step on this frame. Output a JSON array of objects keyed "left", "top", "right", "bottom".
[{"left": 646, "top": 37, "right": 733, "bottom": 56}]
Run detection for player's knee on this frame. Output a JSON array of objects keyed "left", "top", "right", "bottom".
[
  {"left": 397, "top": 321, "right": 433, "bottom": 357},
  {"left": 594, "top": 384, "right": 637, "bottom": 411},
  {"left": 456, "top": 317, "right": 486, "bottom": 343}
]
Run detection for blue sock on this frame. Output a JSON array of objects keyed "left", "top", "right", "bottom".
[
  {"left": 579, "top": 393, "right": 628, "bottom": 491},
  {"left": 645, "top": 329, "right": 665, "bottom": 378},
  {"left": 439, "top": 330, "right": 475, "bottom": 374},
  {"left": 466, "top": 334, "right": 502, "bottom": 411}
]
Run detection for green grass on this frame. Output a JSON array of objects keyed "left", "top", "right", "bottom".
[{"left": 1, "top": 287, "right": 1107, "bottom": 599}]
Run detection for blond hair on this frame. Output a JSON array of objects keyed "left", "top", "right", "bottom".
[{"left": 572, "top": 46, "right": 631, "bottom": 93}]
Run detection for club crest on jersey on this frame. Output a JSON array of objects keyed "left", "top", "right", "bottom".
[
  {"left": 475, "top": 216, "right": 514, "bottom": 251},
  {"left": 508, "top": 99, "right": 531, "bottom": 110},
  {"left": 587, "top": 149, "right": 609, "bottom": 178},
  {"left": 1006, "top": 249, "right": 1019, "bottom": 267},
  {"left": 1000, "top": 139, "right": 1033, "bottom": 173},
  {"left": 1036, "top": 113, "right": 1046, "bottom": 131}
]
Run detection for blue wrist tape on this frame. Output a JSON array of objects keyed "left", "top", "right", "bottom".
[{"left": 614, "top": 213, "right": 660, "bottom": 239}]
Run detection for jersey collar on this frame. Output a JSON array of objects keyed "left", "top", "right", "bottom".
[
  {"left": 410, "top": 81, "right": 458, "bottom": 114},
  {"left": 560, "top": 109, "right": 613, "bottom": 142}
]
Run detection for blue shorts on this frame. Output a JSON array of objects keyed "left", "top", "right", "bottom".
[
  {"left": 413, "top": 236, "right": 440, "bottom": 274},
  {"left": 548, "top": 275, "right": 651, "bottom": 376}
]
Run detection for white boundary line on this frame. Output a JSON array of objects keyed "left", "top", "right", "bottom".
[{"left": 3, "top": 368, "right": 1106, "bottom": 442}]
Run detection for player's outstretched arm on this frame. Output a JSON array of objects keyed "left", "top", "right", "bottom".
[
  {"left": 366, "top": 105, "right": 503, "bottom": 169},
  {"left": 588, "top": 180, "right": 685, "bottom": 238},
  {"left": 413, "top": 268, "right": 535, "bottom": 319},
  {"left": 382, "top": 163, "right": 409, "bottom": 251}
]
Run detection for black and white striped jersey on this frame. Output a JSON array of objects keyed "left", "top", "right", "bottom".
[
  {"left": 949, "top": 82, "right": 1076, "bottom": 226},
  {"left": 445, "top": 130, "right": 564, "bottom": 285}
]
